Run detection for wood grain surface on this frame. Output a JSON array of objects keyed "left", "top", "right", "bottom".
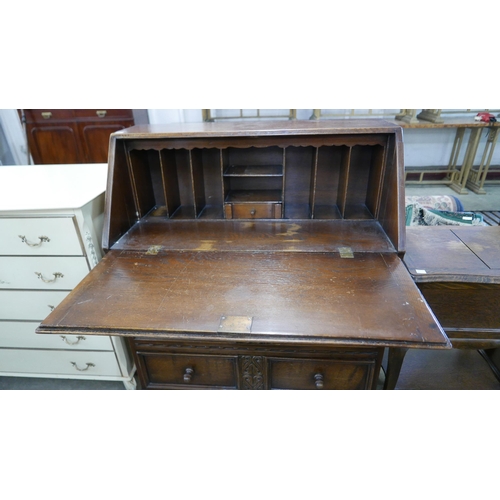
[{"left": 39, "top": 249, "right": 447, "bottom": 348}]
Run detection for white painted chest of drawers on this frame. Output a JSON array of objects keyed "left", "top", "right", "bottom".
[{"left": 0, "top": 164, "right": 136, "bottom": 388}]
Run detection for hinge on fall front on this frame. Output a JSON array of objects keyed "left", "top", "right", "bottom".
[{"left": 338, "top": 247, "right": 354, "bottom": 258}]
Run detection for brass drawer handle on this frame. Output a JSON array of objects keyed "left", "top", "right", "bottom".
[
  {"left": 61, "top": 335, "right": 86, "bottom": 346},
  {"left": 183, "top": 367, "right": 194, "bottom": 383},
  {"left": 35, "top": 271, "right": 64, "bottom": 283},
  {"left": 41, "top": 112, "right": 52, "bottom": 119},
  {"left": 96, "top": 110, "right": 107, "bottom": 118},
  {"left": 19, "top": 235, "right": 50, "bottom": 247},
  {"left": 71, "top": 362, "right": 95, "bottom": 372},
  {"left": 314, "top": 373, "right": 324, "bottom": 389}
]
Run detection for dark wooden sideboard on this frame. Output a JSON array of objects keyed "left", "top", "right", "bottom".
[
  {"left": 37, "top": 120, "right": 450, "bottom": 389},
  {"left": 21, "top": 109, "right": 135, "bottom": 164}
]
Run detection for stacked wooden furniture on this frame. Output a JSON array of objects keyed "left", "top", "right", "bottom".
[
  {"left": 22, "top": 109, "right": 135, "bottom": 164},
  {"left": 38, "top": 120, "right": 450, "bottom": 390},
  {"left": 385, "top": 226, "right": 500, "bottom": 388},
  {"left": 0, "top": 164, "right": 136, "bottom": 389}
]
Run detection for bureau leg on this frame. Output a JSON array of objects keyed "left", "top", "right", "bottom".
[
  {"left": 478, "top": 349, "right": 500, "bottom": 383},
  {"left": 384, "top": 348, "right": 409, "bottom": 390}
]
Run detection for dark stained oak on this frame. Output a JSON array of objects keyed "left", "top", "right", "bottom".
[
  {"left": 38, "top": 249, "right": 447, "bottom": 347},
  {"left": 37, "top": 120, "right": 449, "bottom": 389},
  {"left": 384, "top": 226, "right": 500, "bottom": 389}
]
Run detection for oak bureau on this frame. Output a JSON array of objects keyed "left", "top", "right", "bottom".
[{"left": 38, "top": 120, "right": 450, "bottom": 389}]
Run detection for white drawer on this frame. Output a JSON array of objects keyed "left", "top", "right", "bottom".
[
  {"left": 0, "top": 256, "right": 89, "bottom": 290},
  {"left": 0, "top": 217, "right": 84, "bottom": 256},
  {"left": 0, "top": 321, "right": 113, "bottom": 350},
  {"left": 0, "top": 348, "right": 122, "bottom": 377},
  {"left": 0, "top": 290, "right": 69, "bottom": 321}
]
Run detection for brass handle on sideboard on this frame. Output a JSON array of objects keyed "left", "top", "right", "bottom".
[
  {"left": 71, "top": 362, "right": 95, "bottom": 372},
  {"left": 35, "top": 271, "right": 64, "bottom": 283},
  {"left": 96, "top": 110, "right": 107, "bottom": 118},
  {"left": 183, "top": 367, "right": 194, "bottom": 383},
  {"left": 41, "top": 112, "right": 52, "bottom": 119},
  {"left": 19, "top": 235, "right": 50, "bottom": 247},
  {"left": 314, "top": 373, "right": 324, "bottom": 389},
  {"left": 61, "top": 335, "right": 86, "bottom": 346}
]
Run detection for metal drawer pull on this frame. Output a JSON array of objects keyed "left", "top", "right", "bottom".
[
  {"left": 314, "top": 373, "right": 324, "bottom": 389},
  {"left": 61, "top": 335, "right": 86, "bottom": 345},
  {"left": 183, "top": 367, "right": 194, "bottom": 382},
  {"left": 35, "top": 271, "right": 64, "bottom": 283},
  {"left": 19, "top": 235, "right": 50, "bottom": 247},
  {"left": 71, "top": 362, "right": 95, "bottom": 372},
  {"left": 96, "top": 110, "right": 107, "bottom": 118},
  {"left": 250, "top": 209, "right": 256, "bottom": 216},
  {"left": 41, "top": 112, "right": 52, "bottom": 119}
]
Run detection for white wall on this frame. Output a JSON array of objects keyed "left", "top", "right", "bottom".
[{"left": 147, "top": 109, "right": 500, "bottom": 168}]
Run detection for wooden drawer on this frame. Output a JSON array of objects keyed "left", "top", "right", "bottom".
[
  {"left": 73, "top": 109, "right": 134, "bottom": 120},
  {"left": 0, "top": 290, "right": 69, "bottom": 321},
  {"left": 0, "top": 217, "right": 83, "bottom": 256},
  {"left": 269, "top": 357, "right": 376, "bottom": 390},
  {"left": 0, "top": 348, "right": 122, "bottom": 377},
  {"left": 24, "top": 109, "right": 75, "bottom": 123},
  {"left": 226, "top": 202, "right": 282, "bottom": 219},
  {"left": 0, "top": 321, "right": 113, "bottom": 350},
  {"left": 0, "top": 256, "right": 89, "bottom": 290},
  {"left": 137, "top": 352, "right": 238, "bottom": 389}
]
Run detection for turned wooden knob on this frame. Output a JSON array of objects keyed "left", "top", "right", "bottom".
[
  {"left": 183, "top": 367, "right": 194, "bottom": 382},
  {"left": 314, "top": 373, "right": 324, "bottom": 389}
]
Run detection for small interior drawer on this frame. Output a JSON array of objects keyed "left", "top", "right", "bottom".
[
  {"left": 226, "top": 202, "right": 281, "bottom": 219},
  {"left": 137, "top": 352, "right": 238, "bottom": 389},
  {"left": 269, "top": 357, "right": 376, "bottom": 390},
  {"left": 0, "top": 217, "right": 83, "bottom": 256}
]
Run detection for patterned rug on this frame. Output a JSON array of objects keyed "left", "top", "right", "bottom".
[
  {"left": 405, "top": 204, "right": 485, "bottom": 226},
  {"left": 404, "top": 195, "right": 464, "bottom": 212}
]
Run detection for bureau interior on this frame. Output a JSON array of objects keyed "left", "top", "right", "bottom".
[
  {"left": 124, "top": 143, "right": 391, "bottom": 221},
  {"left": 103, "top": 131, "right": 402, "bottom": 252}
]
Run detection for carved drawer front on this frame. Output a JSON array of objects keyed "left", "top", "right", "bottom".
[
  {"left": 0, "top": 256, "right": 89, "bottom": 290},
  {"left": 0, "top": 290, "right": 69, "bottom": 321},
  {"left": 0, "top": 349, "right": 122, "bottom": 377},
  {"left": 0, "top": 217, "right": 83, "bottom": 256},
  {"left": 0, "top": 321, "right": 113, "bottom": 350},
  {"left": 137, "top": 353, "right": 238, "bottom": 389},
  {"left": 226, "top": 202, "right": 282, "bottom": 219},
  {"left": 269, "top": 358, "right": 376, "bottom": 390}
]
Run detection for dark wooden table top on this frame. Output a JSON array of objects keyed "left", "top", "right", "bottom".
[{"left": 404, "top": 226, "right": 500, "bottom": 283}]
